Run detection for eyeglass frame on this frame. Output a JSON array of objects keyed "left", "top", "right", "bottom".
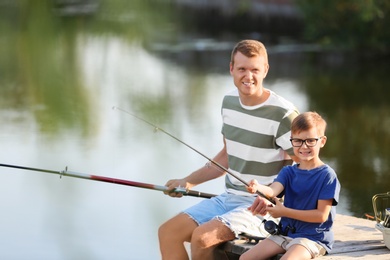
[{"left": 289, "top": 136, "right": 324, "bottom": 147}]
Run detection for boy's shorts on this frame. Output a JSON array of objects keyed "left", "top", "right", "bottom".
[
  {"left": 183, "top": 192, "right": 275, "bottom": 237},
  {"left": 267, "top": 235, "right": 327, "bottom": 258}
]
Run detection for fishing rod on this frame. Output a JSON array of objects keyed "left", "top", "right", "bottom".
[
  {"left": 0, "top": 163, "right": 216, "bottom": 199},
  {"left": 113, "top": 106, "right": 275, "bottom": 204}
]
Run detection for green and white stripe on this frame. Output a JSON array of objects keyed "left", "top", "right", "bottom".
[{"left": 221, "top": 89, "right": 299, "bottom": 195}]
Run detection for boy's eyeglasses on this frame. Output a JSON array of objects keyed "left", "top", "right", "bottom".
[{"left": 290, "top": 137, "right": 323, "bottom": 147}]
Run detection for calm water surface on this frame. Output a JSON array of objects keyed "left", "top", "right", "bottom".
[{"left": 0, "top": 1, "right": 389, "bottom": 259}]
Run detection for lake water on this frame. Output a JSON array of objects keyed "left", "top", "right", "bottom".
[{"left": 0, "top": 1, "right": 389, "bottom": 259}]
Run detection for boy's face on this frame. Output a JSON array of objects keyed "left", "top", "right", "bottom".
[{"left": 290, "top": 127, "right": 327, "bottom": 163}]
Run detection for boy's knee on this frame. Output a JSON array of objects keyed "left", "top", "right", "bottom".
[{"left": 239, "top": 254, "right": 247, "bottom": 260}]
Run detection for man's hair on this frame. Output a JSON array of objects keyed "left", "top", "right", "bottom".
[
  {"left": 230, "top": 40, "right": 268, "bottom": 66},
  {"left": 291, "top": 112, "right": 327, "bottom": 136}
]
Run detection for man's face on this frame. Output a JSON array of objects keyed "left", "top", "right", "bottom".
[{"left": 230, "top": 51, "right": 269, "bottom": 97}]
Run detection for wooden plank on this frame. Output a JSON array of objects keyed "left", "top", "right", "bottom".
[
  {"left": 324, "top": 248, "right": 390, "bottom": 259},
  {"left": 215, "top": 214, "right": 389, "bottom": 259},
  {"left": 330, "top": 214, "right": 384, "bottom": 254}
]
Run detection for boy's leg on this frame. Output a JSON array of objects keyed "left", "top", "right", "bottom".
[
  {"left": 240, "top": 238, "right": 285, "bottom": 260},
  {"left": 283, "top": 238, "right": 327, "bottom": 259},
  {"left": 158, "top": 213, "right": 197, "bottom": 260},
  {"left": 281, "top": 244, "right": 312, "bottom": 260},
  {"left": 191, "top": 219, "right": 236, "bottom": 260}
]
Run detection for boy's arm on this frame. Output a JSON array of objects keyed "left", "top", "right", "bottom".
[
  {"left": 247, "top": 180, "right": 284, "bottom": 197},
  {"left": 247, "top": 182, "right": 284, "bottom": 215},
  {"left": 267, "top": 199, "right": 333, "bottom": 223}
]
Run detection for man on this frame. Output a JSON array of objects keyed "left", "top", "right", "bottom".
[{"left": 158, "top": 39, "right": 299, "bottom": 260}]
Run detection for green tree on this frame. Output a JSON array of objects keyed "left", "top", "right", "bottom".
[{"left": 297, "top": 0, "right": 390, "bottom": 53}]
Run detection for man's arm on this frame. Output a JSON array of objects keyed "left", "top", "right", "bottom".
[{"left": 164, "top": 138, "right": 228, "bottom": 197}]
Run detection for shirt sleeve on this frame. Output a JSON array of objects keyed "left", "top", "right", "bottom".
[{"left": 320, "top": 168, "right": 341, "bottom": 206}]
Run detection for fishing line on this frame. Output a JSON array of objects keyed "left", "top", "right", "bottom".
[{"left": 113, "top": 106, "right": 275, "bottom": 204}]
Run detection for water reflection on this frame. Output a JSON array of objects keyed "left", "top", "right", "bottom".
[
  {"left": 1, "top": 1, "right": 389, "bottom": 259},
  {"left": 301, "top": 59, "right": 390, "bottom": 216}
]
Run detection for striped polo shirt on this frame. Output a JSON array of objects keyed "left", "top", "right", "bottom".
[{"left": 221, "top": 89, "right": 299, "bottom": 195}]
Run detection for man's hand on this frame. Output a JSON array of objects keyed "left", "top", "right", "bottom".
[
  {"left": 164, "top": 179, "right": 189, "bottom": 198},
  {"left": 248, "top": 195, "right": 272, "bottom": 216}
]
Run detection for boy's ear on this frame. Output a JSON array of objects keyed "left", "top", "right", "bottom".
[{"left": 320, "top": 136, "right": 327, "bottom": 147}]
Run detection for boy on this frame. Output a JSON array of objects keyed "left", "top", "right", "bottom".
[{"left": 241, "top": 112, "right": 341, "bottom": 260}]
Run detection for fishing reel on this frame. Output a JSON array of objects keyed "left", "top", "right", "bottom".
[
  {"left": 263, "top": 220, "right": 296, "bottom": 236},
  {"left": 263, "top": 220, "right": 281, "bottom": 235}
]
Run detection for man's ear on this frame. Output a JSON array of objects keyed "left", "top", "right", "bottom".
[{"left": 263, "top": 63, "right": 270, "bottom": 78}]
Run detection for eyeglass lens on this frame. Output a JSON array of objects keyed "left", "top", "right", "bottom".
[{"left": 290, "top": 138, "right": 319, "bottom": 147}]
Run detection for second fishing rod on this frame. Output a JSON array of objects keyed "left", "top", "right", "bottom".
[{"left": 113, "top": 106, "right": 276, "bottom": 204}]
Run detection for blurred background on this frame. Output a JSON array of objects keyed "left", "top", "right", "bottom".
[{"left": 0, "top": 0, "right": 389, "bottom": 259}]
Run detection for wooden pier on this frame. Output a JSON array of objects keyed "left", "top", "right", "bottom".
[{"left": 215, "top": 214, "right": 389, "bottom": 259}]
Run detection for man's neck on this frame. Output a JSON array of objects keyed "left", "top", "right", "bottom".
[{"left": 240, "top": 88, "right": 270, "bottom": 106}]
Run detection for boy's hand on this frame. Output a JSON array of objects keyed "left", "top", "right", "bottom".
[
  {"left": 266, "top": 198, "right": 285, "bottom": 218},
  {"left": 246, "top": 179, "right": 260, "bottom": 194}
]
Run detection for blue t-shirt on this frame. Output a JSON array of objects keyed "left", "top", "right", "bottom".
[{"left": 274, "top": 164, "right": 340, "bottom": 253}]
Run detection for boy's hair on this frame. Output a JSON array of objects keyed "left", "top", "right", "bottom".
[
  {"left": 230, "top": 40, "right": 268, "bottom": 66},
  {"left": 291, "top": 112, "right": 327, "bottom": 136}
]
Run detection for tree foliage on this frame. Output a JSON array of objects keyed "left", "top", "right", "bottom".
[{"left": 297, "top": 0, "right": 390, "bottom": 53}]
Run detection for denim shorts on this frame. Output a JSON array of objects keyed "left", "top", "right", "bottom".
[{"left": 183, "top": 192, "right": 273, "bottom": 237}]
